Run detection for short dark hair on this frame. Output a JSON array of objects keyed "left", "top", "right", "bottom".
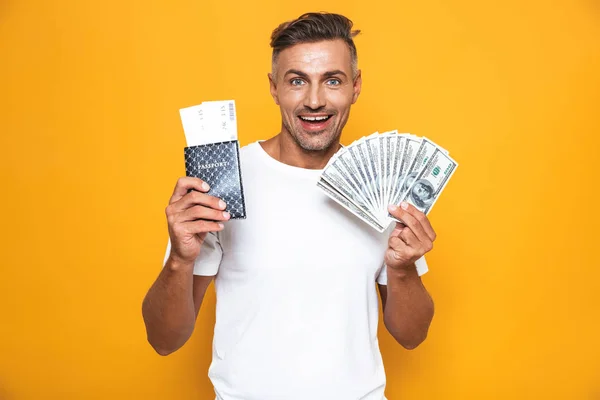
[{"left": 270, "top": 12, "right": 361, "bottom": 78}]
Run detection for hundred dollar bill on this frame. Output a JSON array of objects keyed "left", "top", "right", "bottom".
[
  {"left": 388, "top": 134, "right": 407, "bottom": 211},
  {"left": 320, "top": 163, "right": 381, "bottom": 223},
  {"left": 386, "top": 132, "right": 398, "bottom": 210},
  {"left": 380, "top": 131, "right": 397, "bottom": 212},
  {"left": 396, "top": 148, "right": 458, "bottom": 215},
  {"left": 348, "top": 138, "right": 381, "bottom": 216},
  {"left": 317, "top": 179, "right": 385, "bottom": 232},
  {"left": 388, "top": 135, "right": 422, "bottom": 208},
  {"left": 335, "top": 148, "right": 380, "bottom": 215},
  {"left": 357, "top": 133, "right": 380, "bottom": 207},
  {"left": 364, "top": 134, "right": 383, "bottom": 215},
  {"left": 318, "top": 132, "right": 457, "bottom": 232},
  {"left": 378, "top": 133, "right": 387, "bottom": 213},
  {"left": 354, "top": 136, "right": 388, "bottom": 223}
]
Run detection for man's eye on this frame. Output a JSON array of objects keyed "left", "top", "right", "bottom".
[
  {"left": 326, "top": 79, "right": 341, "bottom": 86},
  {"left": 290, "top": 78, "right": 305, "bottom": 86}
]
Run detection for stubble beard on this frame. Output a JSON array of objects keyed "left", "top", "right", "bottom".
[{"left": 282, "top": 115, "right": 343, "bottom": 152}]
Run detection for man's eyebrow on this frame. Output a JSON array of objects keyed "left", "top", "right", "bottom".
[
  {"left": 283, "top": 69, "right": 348, "bottom": 79},
  {"left": 284, "top": 69, "right": 309, "bottom": 79},
  {"left": 323, "top": 70, "right": 347, "bottom": 78}
]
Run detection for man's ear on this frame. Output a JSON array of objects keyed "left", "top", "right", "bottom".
[
  {"left": 268, "top": 73, "right": 279, "bottom": 105},
  {"left": 352, "top": 69, "right": 362, "bottom": 104}
]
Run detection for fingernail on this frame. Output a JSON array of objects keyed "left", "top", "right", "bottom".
[
  {"left": 223, "top": 211, "right": 230, "bottom": 219},
  {"left": 388, "top": 204, "right": 397, "bottom": 212},
  {"left": 219, "top": 200, "right": 226, "bottom": 209},
  {"left": 218, "top": 223, "right": 224, "bottom": 229},
  {"left": 400, "top": 202, "right": 409, "bottom": 210},
  {"left": 202, "top": 182, "right": 210, "bottom": 191}
]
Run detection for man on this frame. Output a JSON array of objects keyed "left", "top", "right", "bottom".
[{"left": 142, "top": 12, "right": 436, "bottom": 400}]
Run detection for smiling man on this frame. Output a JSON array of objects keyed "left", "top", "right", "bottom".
[{"left": 142, "top": 12, "right": 436, "bottom": 400}]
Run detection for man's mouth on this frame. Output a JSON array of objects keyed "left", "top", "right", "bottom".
[
  {"left": 297, "top": 114, "right": 334, "bottom": 132},
  {"left": 298, "top": 115, "right": 332, "bottom": 122}
]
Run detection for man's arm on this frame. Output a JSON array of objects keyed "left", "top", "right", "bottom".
[
  {"left": 142, "top": 260, "right": 213, "bottom": 356},
  {"left": 142, "top": 177, "right": 229, "bottom": 356},
  {"left": 378, "top": 269, "right": 434, "bottom": 350},
  {"left": 381, "top": 202, "right": 437, "bottom": 349}
]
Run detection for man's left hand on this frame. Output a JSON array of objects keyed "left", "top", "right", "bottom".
[{"left": 385, "top": 202, "right": 437, "bottom": 271}]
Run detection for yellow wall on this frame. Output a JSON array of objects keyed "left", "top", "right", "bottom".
[{"left": 1, "top": 0, "right": 599, "bottom": 398}]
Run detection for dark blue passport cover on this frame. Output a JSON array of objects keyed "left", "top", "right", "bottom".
[{"left": 184, "top": 140, "right": 246, "bottom": 219}]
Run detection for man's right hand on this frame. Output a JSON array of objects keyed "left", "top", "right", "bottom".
[{"left": 165, "top": 177, "right": 230, "bottom": 265}]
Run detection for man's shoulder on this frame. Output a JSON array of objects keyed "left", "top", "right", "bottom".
[
  {"left": 236, "top": 141, "right": 264, "bottom": 177},
  {"left": 238, "top": 141, "right": 263, "bottom": 162},
  {"left": 239, "top": 141, "right": 259, "bottom": 154}
]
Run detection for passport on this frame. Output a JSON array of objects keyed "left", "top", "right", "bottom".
[{"left": 184, "top": 140, "right": 246, "bottom": 219}]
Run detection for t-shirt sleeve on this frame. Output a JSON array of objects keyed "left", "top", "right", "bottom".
[
  {"left": 162, "top": 232, "right": 223, "bottom": 276},
  {"left": 376, "top": 256, "right": 429, "bottom": 285}
]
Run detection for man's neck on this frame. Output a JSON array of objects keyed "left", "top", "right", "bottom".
[{"left": 260, "top": 132, "right": 341, "bottom": 170}]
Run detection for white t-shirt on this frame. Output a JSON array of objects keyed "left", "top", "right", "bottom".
[{"left": 164, "top": 141, "right": 427, "bottom": 400}]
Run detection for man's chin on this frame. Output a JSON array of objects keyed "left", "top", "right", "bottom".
[
  {"left": 294, "top": 130, "right": 338, "bottom": 152},
  {"left": 297, "top": 136, "right": 335, "bottom": 152}
]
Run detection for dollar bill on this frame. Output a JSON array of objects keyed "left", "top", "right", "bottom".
[
  {"left": 317, "top": 132, "right": 458, "bottom": 232},
  {"left": 348, "top": 138, "right": 381, "bottom": 216},
  {"left": 365, "top": 134, "right": 383, "bottom": 215},
  {"left": 380, "top": 131, "right": 397, "bottom": 212},
  {"left": 397, "top": 148, "right": 458, "bottom": 215},
  {"left": 355, "top": 136, "right": 386, "bottom": 222},
  {"left": 320, "top": 162, "right": 381, "bottom": 223},
  {"left": 335, "top": 148, "right": 379, "bottom": 215},
  {"left": 378, "top": 133, "right": 387, "bottom": 214},
  {"left": 386, "top": 133, "right": 399, "bottom": 209},
  {"left": 317, "top": 179, "right": 385, "bottom": 232},
  {"left": 388, "top": 134, "right": 407, "bottom": 210},
  {"left": 388, "top": 137, "right": 426, "bottom": 208},
  {"left": 330, "top": 154, "right": 379, "bottom": 215}
]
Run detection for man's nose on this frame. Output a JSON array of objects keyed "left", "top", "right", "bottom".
[{"left": 303, "top": 84, "right": 326, "bottom": 110}]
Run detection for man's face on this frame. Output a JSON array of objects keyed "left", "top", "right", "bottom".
[{"left": 269, "top": 39, "right": 361, "bottom": 152}]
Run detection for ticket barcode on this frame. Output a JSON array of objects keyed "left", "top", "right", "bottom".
[{"left": 229, "top": 102, "right": 235, "bottom": 121}]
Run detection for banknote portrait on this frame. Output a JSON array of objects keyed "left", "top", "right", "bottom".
[
  {"left": 410, "top": 179, "right": 435, "bottom": 208},
  {"left": 400, "top": 171, "right": 418, "bottom": 195}
]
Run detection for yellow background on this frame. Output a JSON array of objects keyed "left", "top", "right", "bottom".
[{"left": 1, "top": 0, "right": 599, "bottom": 398}]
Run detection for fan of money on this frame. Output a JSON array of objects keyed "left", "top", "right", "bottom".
[{"left": 317, "top": 131, "right": 458, "bottom": 232}]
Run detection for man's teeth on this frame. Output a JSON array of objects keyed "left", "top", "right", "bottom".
[{"left": 299, "top": 115, "right": 330, "bottom": 121}]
